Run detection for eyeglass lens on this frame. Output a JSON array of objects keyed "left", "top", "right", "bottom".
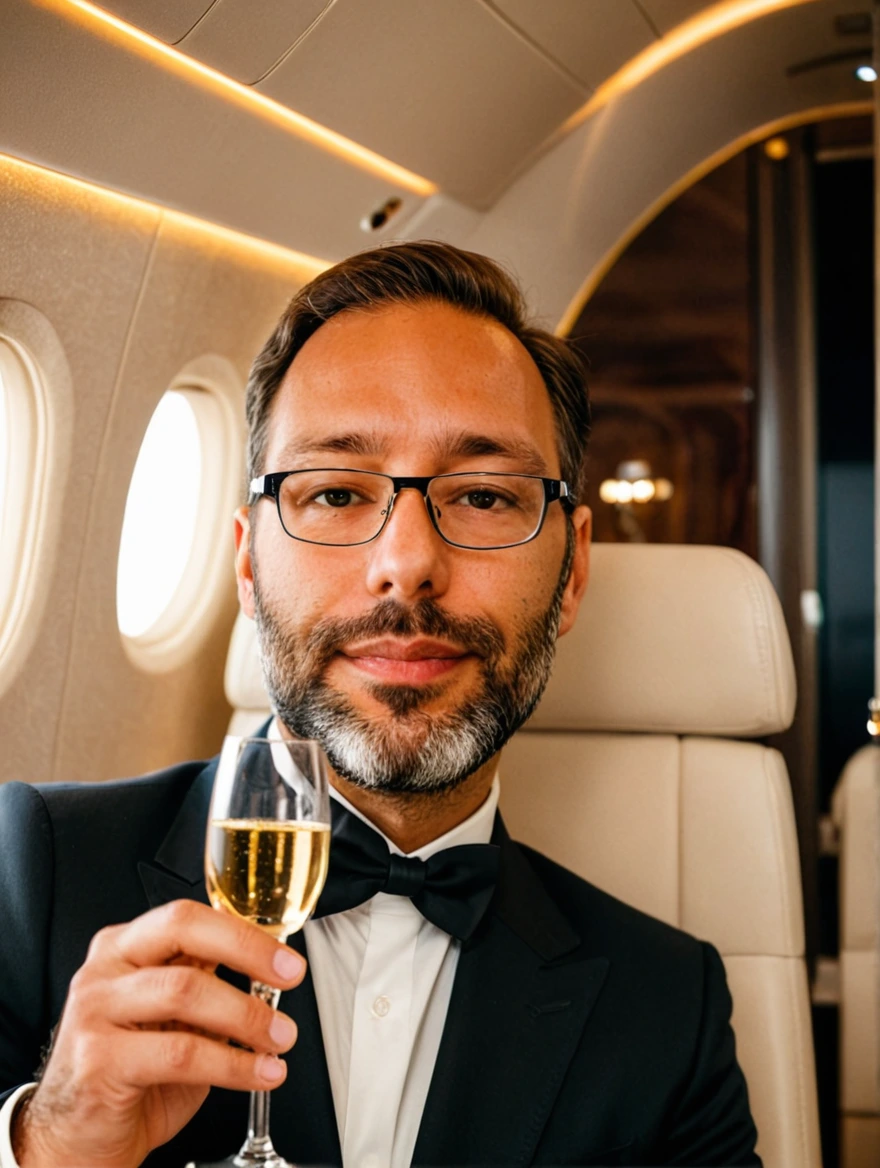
[{"left": 275, "top": 470, "right": 547, "bottom": 548}]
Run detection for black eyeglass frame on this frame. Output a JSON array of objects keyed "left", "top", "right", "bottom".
[{"left": 249, "top": 468, "right": 575, "bottom": 550}]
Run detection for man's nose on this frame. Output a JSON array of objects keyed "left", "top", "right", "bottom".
[{"left": 364, "top": 486, "right": 451, "bottom": 601}]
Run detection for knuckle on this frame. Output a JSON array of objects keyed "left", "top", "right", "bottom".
[
  {"left": 247, "top": 997, "right": 273, "bottom": 1040},
  {"left": 158, "top": 965, "right": 199, "bottom": 1012},
  {"left": 164, "top": 898, "right": 198, "bottom": 930},
  {"left": 163, "top": 1030, "right": 198, "bottom": 1073},
  {"left": 66, "top": 966, "right": 99, "bottom": 1016},
  {"left": 85, "top": 922, "right": 120, "bottom": 962}
]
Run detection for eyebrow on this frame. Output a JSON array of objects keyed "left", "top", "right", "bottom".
[
  {"left": 439, "top": 431, "right": 550, "bottom": 476},
  {"left": 276, "top": 430, "right": 551, "bottom": 476}
]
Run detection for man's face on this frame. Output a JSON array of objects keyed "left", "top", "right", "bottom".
[{"left": 235, "top": 301, "right": 590, "bottom": 794}]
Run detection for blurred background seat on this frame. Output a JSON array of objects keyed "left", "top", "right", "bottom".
[{"left": 831, "top": 747, "right": 880, "bottom": 1168}]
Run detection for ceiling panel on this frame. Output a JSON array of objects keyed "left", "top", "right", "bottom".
[
  {"left": 258, "top": 0, "right": 585, "bottom": 207},
  {"left": 638, "top": 1, "right": 717, "bottom": 35},
  {"left": 179, "top": 0, "right": 332, "bottom": 84},
  {"left": 491, "top": 0, "right": 655, "bottom": 89},
  {"left": 97, "top": 1, "right": 215, "bottom": 43}
]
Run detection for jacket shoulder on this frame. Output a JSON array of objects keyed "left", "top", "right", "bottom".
[{"left": 517, "top": 840, "right": 707, "bottom": 962}]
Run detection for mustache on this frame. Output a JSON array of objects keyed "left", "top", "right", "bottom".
[{"left": 297, "top": 598, "right": 506, "bottom": 671}]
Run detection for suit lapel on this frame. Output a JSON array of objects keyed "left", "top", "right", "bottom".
[
  {"left": 137, "top": 754, "right": 342, "bottom": 1166},
  {"left": 414, "top": 821, "right": 609, "bottom": 1167}
]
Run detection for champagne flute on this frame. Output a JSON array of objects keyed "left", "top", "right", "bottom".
[{"left": 203, "top": 734, "right": 330, "bottom": 1168}]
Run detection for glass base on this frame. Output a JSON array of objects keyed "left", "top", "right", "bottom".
[
  {"left": 186, "top": 1145, "right": 294, "bottom": 1168},
  {"left": 186, "top": 1159, "right": 293, "bottom": 1168}
]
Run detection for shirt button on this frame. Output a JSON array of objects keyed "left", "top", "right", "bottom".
[{"left": 372, "top": 995, "right": 391, "bottom": 1018}]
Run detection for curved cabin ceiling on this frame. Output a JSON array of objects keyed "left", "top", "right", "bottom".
[{"left": 0, "top": 0, "right": 872, "bottom": 319}]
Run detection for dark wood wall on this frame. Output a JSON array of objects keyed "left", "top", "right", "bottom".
[{"left": 569, "top": 152, "right": 756, "bottom": 553}]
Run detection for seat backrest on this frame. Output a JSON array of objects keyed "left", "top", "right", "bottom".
[
  {"left": 224, "top": 543, "right": 821, "bottom": 1168},
  {"left": 498, "top": 543, "right": 818, "bottom": 1168},
  {"left": 832, "top": 746, "right": 880, "bottom": 1168}
]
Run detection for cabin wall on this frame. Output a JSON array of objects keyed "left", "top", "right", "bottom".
[{"left": 0, "top": 159, "right": 309, "bottom": 786}]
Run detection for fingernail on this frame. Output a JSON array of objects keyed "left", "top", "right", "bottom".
[
  {"left": 273, "top": 947, "right": 304, "bottom": 981},
  {"left": 259, "top": 1055, "right": 286, "bottom": 1083},
  {"left": 270, "top": 1013, "right": 297, "bottom": 1049}
]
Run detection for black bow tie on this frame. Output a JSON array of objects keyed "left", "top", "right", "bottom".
[{"left": 312, "top": 799, "right": 501, "bottom": 941}]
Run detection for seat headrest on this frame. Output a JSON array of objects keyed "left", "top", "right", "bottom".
[
  {"left": 226, "top": 543, "right": 795, "bottom": 739},
  {"left": 528, "top": 544, "right": 795, "bottom": 736}
]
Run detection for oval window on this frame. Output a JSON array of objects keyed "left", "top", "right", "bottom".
[
  {"left": 0, "top": 334, "right": 52, "bottom": 670},
  {"left": 0, "top": 354, "right": 8, "bottom": 539},
  {"left": 116, "top": 357, "right": 245, "bottom": 670},
  {"left": 117, "top": 390, "right": 202, "bottom": 639}
]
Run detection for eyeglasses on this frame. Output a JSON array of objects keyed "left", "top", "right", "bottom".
[{"left": 249, "top": 468, "right": 574, "bottom": 550}]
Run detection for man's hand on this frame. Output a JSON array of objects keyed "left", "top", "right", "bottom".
[{"left": 12, "top": 900, "right": 305, "bottom": 1168}]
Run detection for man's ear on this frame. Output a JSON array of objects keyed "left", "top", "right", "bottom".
[
  {"left": 557, "top": 505, "right": 591, "bottom": 638},
  {"left": 234, "top": 505, "right": 256, "bottom": 618}
]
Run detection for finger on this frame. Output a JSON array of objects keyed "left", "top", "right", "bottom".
[
  {"left": 100, "top": 965, "right": 297, "bottom": 1054},
  {"left": 114, "top": 1028, "right": 289, "bottom": 1092},
  {"left": 105, "top": 900, "right": 306, "bottom": 988}
]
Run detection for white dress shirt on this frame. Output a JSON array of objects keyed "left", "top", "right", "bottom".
[{"left": 0, "top": 771, "right": 499, "bottom": 1168}]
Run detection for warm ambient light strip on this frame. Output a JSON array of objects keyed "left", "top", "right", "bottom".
[
  {"left": 560, "top": 0, "right": 823, "bottom": 136},
  {"left": 0, "top": 151, "right": 332, "bottom": 278},
  {"left": 36, "top": 0, "right": 438, "bottom": 198}
]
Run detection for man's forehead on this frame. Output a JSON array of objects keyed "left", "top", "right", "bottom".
[
  {"left": 263, "top": 302, "right": 561, "bottom": 472},
  {"left": 269, "top": 428, "right": 551, "bottom": 477}
]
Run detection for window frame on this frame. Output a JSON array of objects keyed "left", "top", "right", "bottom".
[{"left": 118, "top": 355, "right": 245, "bottom": 673}]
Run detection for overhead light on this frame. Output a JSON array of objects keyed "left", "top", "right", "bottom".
[
  {"left": 41, "top": 0, "right": 438, "bottom": 197},
  {"left": 855, "top": 64, "right": 877, "bottom": 82},
  {"left": 598, "top": 473, "right": 674, "bottom": 506},
  {"left": 764, "top": 136, "right": 790, "bottom": 160}
]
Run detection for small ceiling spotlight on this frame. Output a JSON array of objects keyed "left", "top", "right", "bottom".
[
  {"left": 855, "top": 64, "right": 878, "bottom": 82},
  {"left": 360, "top": 196, "right": 404, "bottom": 233},
  {"left": 764, "top": 137, "right": 790, "bottom": 161}
]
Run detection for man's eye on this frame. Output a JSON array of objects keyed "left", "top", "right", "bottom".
[
  {"left": 314, "top": 488, "right": 355, "bottom": 508},
  {"left": 463, "top": 490, "right": 503, "bottom": 510}
]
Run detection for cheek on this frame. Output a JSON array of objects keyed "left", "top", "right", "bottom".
[
  {"left": 255, "top": 537, "right": 367, "bottom": 624},
  {"left": 465, "top": 547, "right": 562, "bottom": 629}
]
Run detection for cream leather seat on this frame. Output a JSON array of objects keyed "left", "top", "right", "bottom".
[
  {"left": 224, "top": 543, "right": 821, "bottom": 1168},
  {"left": 831, "top": 747, "right": 880, "bottom": 1168}
]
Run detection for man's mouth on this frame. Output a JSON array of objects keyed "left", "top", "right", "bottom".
[{"left": 338, "top": 637, "right": 473, "bottom": 685}]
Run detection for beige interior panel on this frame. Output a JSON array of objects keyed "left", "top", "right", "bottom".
[
  {"left": 258, "top": 0, "right": 585, "bottom": 207},
  {"left": 638, "top": 0, "right": 718, "bottom": 35},
  {"left": 724, "top": 955, "right": 822, "bottom": 1168},
  {"left": 0, "top": 0, "right": 419, "bottom": 262},
  {"left": 498, "top": 732, "right": 681, "bottom": 927},
  {"left": 841, "top": 1117, "right": 880, "bottom": 1168},
  {"left": 0, "top": 158, "right": 157, "bottom": 786},
  {"left": 92, "top": 0, "right": 217, "bottom": 44},
  {"left": 840, "top": 952, "right": 880, "bottom": 1114},
  {"left": 52, "top": 215, "right": 306, "bottom": 783},
  {"left": 491, "top": 0, "right": 655, "bottom": 89},
  {"left": 180, "top": 0, "right": 332, "bottom": 85},
  {"left": 680, "top": 739, "right": 804, "bottom": 956},
  {"left": 467, "top": 0, "right": 868, "bottom": 327}
]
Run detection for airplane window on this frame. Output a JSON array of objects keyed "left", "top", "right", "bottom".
[
  {"left": 0, "top": 358, "right": 7, "bottom": 543},
  {"left": 117, "top": 390, "right": 203, "bottom": 639},
  {"left": 0, "top": 330, "right": 53, "bottom": 675}
]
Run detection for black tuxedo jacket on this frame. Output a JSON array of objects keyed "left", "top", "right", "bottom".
[{"left": 0, "top": 760, "right": 760, "bottom": 1167}]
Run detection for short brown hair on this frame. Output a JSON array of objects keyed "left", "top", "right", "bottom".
[{"left": 245, "top": 241, "right": 590, "bottom": 498}]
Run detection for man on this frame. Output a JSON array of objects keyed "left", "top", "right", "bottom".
[{"left": 0, "top": 242, "right": 760, "bottom": 1166}]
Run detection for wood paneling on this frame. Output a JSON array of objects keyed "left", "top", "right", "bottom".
[{"left": 569, "top": 152, "right": 756, "bottom": 554}]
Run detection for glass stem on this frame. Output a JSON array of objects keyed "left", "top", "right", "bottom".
[{"left": 236, "top": 980, "right": 282, "bottom": 1164}]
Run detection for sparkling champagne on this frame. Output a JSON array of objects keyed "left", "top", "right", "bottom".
[{"left": 207, "top": 818, "right": 330, "bottom": 938}]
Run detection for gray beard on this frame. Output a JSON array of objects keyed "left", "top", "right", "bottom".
[{"left": 252, "top": 529, "right": 573, "bottom": 796}]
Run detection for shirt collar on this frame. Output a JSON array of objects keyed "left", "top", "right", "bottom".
[{"left": 268, "top": 717, "right": 499, "bottom": 860}]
